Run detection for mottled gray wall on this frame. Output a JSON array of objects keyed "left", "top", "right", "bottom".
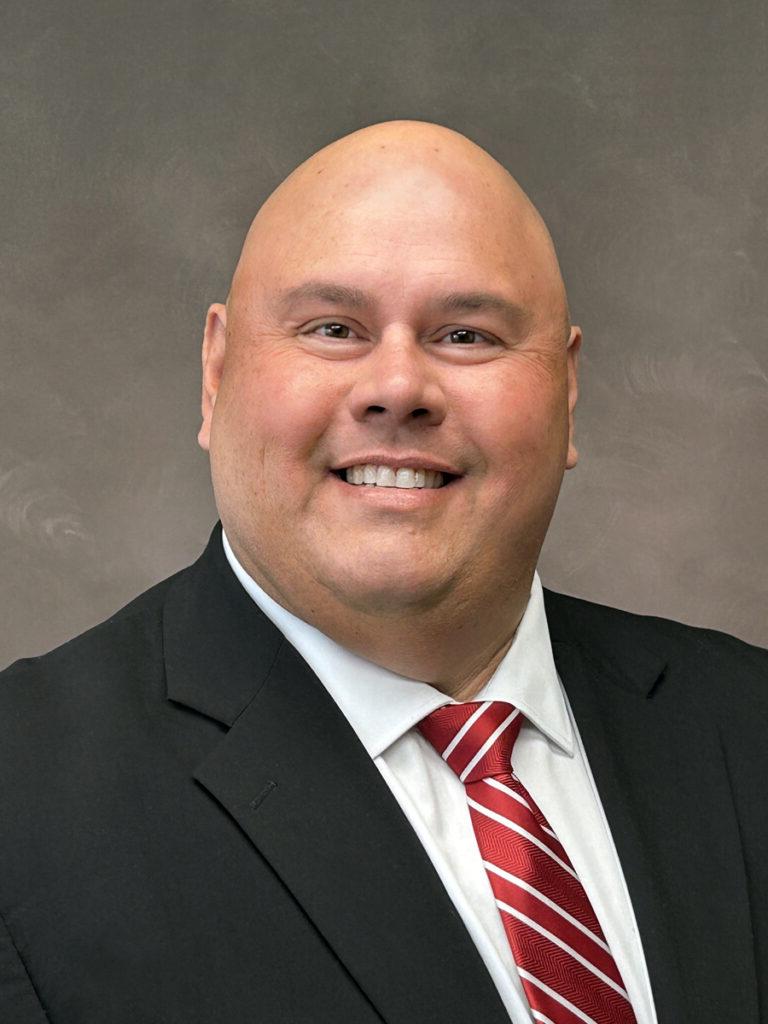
[{"left": 2, "top": 0, "right": 766, "bottom": 668}]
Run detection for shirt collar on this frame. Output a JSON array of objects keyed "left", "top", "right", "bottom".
[{"left": 221, "top": 529, "right": 574, "bottom": 759}]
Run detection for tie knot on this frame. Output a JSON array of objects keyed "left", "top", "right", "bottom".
[{"left": 418, "top": 701, "right": 523, "bottom": 783}]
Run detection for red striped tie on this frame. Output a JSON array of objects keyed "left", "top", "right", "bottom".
[{"left": 418, "top": 701, "right": 638, "bottom": 1024}]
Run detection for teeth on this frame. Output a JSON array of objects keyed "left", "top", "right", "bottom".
[
  {"left": 377, "top": 466, "right": 397, "bottom": 487},
  {"left": 342, "top": 464, "right": 447, "bottom": 489}
]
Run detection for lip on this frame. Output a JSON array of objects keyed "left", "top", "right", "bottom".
[{"left": 330, "top": 454, "right": 463, "bottom": 475}]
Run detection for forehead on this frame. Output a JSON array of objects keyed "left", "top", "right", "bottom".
[
  {"left": 288, "top": 168, "right": 515, "bottom": 250},
  {"left": 234, "top": 162, "right": 560, "bottom": 320}
]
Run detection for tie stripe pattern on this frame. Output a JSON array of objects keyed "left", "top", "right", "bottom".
[{"left": 418, "top": 701, "right": 637, "bottom": 1024}]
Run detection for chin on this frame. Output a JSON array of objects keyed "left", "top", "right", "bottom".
[{"left": 318, "top": 564, "right": 456, "bottom": 617}]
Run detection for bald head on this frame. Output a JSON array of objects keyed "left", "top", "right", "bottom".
[{"left": 229, "top": 120, "right": 569, "bottom": 336}]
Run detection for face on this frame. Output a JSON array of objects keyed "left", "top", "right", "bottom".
[{"left": 199, "top": 163, "right": 580, "bottom": 622}]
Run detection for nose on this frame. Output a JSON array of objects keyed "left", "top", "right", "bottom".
[{"left": 346, "top": 327, "right": 447, "bottom": 428}]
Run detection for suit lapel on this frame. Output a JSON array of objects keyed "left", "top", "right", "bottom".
[
  {"left": 164, "top": 525, "right": 509, "bottom": 1024},
  {"left": 545, "top": 592, "right": 758, "bottom": 1024}
]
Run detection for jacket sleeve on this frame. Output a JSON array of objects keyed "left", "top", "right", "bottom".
[{"left": 0, "top": 910, "right": 50, "bottom": 1022}]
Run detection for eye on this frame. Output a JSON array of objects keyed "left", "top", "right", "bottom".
[
  {"left": 439, "top": 328, "right": 492, "bottom": 346},
  {"left": 312, "top": 322, "right": 356, "bottom": 339}
]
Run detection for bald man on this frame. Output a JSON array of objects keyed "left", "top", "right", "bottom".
[{"left": 0, "top": 122, "right": 765, "bottom": 1024}]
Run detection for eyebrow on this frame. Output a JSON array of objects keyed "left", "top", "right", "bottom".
[
  {"left": 277, "top": 280, "right": 531, "bottom": 326},
  {"left": 437, "top": 291, "right": 531, "bottom": 326},
  {"left": 278, "top": 281, "right": 369, "bottom": 310}
]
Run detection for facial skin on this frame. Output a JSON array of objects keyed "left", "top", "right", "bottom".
[{"left": 198, "top": 120, "right": 580, "bottom": 699}]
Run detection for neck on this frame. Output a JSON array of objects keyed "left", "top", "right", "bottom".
[
  {"left": 317, "top": 599, "right": 529, "bottom": 700},
  {"left": 232, "top": 540, "right": 533, "bottom": 700}
]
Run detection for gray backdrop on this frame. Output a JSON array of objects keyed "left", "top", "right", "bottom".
[{"left": 2, "top": 0, "right": 766, "bottom": 669}]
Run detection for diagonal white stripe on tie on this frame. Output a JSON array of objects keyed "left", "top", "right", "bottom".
[
  {"left": 467, "top": 797, "right": 579, "bottom": 880},
  {"left": 483, "top": 776, "right": 534, "bottom": 812},
  {"left": 496, "top": 900, "right": 630, "bottom": 1000},
  {"left": 483, "top": 861, "right": 611, "bottom": 953},
  {"left": 532, "top": 1012, "right": 558, "bottom": 1024},
  {"left": 460, "top": 708, "right": 520, "bottom": 782},
  {"left": 518, "top": 969, "right": 600, "bottom": 1024},
  {"left": 441, "top": 701, "right": 491, "bottom": 759}
]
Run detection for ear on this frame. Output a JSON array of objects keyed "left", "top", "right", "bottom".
[
  {"left": 565, "top": 325, "right": 582, "bottom": 471},
  {"left": 197, "top": 303, "right": 227, "bottom": 452}
]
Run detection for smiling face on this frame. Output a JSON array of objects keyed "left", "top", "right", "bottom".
[{"left": 199, "top": 122, "right": 579, "bottom": 646}]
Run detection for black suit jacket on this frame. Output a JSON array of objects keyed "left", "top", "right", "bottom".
[{"left": 1, "top": 523, "right": 766, "bottom": 1023}]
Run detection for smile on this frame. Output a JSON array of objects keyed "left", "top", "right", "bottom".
[{"left": 335, "top": 465, "right": 457, "bottom": 489}]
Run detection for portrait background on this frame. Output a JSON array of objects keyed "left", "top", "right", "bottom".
[{"left": 2, "top": 0, "right": 766, "bottom": 668}]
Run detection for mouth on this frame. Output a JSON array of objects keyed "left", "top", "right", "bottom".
[{"left": 331, "top": 464, "right": 460, "bottom": 490}]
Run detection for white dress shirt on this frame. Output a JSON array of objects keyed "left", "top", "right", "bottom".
[{"left": 222, "top": 530, "right": 657, "bottom": 1024}]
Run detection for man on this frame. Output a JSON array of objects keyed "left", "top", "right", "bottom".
[{"left": 0, "top": 121, "right": 765, "bottom": 1024}]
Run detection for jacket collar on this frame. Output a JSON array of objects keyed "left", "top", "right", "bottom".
[
  {"left": 544, "top": 587, "right": 668, "bottom": 696},
  {"left": 164, "top": 522, "right": 284, "bottom": 726}
]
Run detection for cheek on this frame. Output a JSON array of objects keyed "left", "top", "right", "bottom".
[
  {"left": 471, "top": 371, "right": 569, "bottom": 495},
  {"left": 221, "top": 355, "right": 340, "bottom": 466},
  {"left": 487, "top": 379, "right": 566, "bottom": 451}
]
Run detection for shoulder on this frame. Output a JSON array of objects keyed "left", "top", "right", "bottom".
[
  {"left": 0, "top": 562, "right": 219, "bottom": 856},
  {"left": 0, "top": 568, "right": 185, "bottom": 741},
  {"left": 0, "top": 560, "right": 231, "bottom": 922},
  {"left": 543, "top": 586, "right": 768, "bottom": 721},
  {"left": 544, "top": 587, "right": 766, "bottom": 665}
]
